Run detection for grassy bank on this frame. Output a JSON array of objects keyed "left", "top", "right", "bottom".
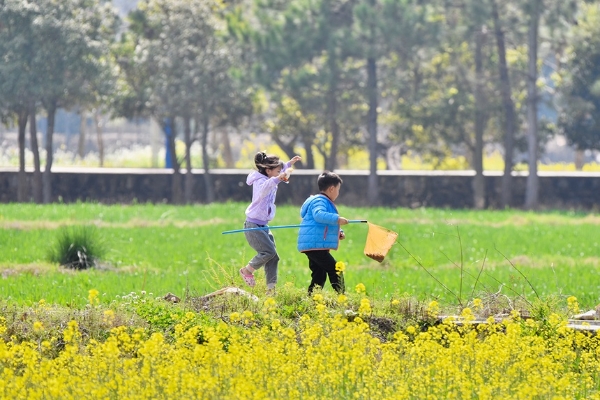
[{"left": 0, "top": 203, "right": 598, "bottom": 308}]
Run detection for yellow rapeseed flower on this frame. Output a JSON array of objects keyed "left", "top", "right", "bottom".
[
  {"left": 33, "top": 321, "right": 44, "bottom": 333},
  {"left": 355, "top": 283, "right": 366, "bottom": 294},
  {"left": 63, "top": 320, "right": 81, "bottom": 344},
  {"left": 271, "top": 319, "right": 281, "bottom": 330},
  {"left": 263, "top": 297, "right": 277, "bottom": 314},
  {"left": 358, "top": 298, "right": 372, "bottom": 315},
  {"left": 88, "top": 289, "right": 100, "bottom": 305},
  {"left": 461, "top": 307, "right": 475, "bottom": 323},
  {"left": 567, "top": 296, "right": 580, "bottom": 314},
  {"left": 4, "top": 289, "right": 600, "bottom": 399},
  {"left": 242, "top": 310, "right": 254, "bottom": 324},
  {"left": 427, "top": 300, "right": 440, "bottom": 317},
  {"left": 103, "top": 309, "right": 116, "bottom": 325},
  {"left": 335, "top": 261, "right": 346, "bottom": 275}
]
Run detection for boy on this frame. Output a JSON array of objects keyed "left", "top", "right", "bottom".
[{"left": 297, "top": 171, "right": 349, "bottom": 294}]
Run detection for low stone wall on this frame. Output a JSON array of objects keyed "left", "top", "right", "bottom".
[{"left": 1, "top": 168, "right": 599, "bottom": 210}]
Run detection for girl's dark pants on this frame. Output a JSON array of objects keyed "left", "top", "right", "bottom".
[{"left": 304, "top": 250, "right": 345, "bottom": 294}]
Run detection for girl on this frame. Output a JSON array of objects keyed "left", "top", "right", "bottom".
[{"left": 240, "top": 151, "right": 302, "bottom": 291}]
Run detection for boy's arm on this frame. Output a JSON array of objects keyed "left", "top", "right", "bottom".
[{"left": 311, "top": 199, "right": 342, "bottom": 225}]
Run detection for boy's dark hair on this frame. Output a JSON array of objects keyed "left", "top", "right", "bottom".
[
  {"left": 318, "top": 171, "right": 343, "bottom": 191},
  {"left": 254, "top": 151, "right": 283, "bottom": 175}
]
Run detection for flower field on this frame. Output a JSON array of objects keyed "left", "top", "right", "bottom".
[
  {"left": 1, "top": 292, "right": 600, "bottom": 399},
  {"left": 1, "top": 203, "right": 600, "bottom": 398}
]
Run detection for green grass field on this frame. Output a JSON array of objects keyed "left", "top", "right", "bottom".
[{"left": 1, "top": 203, "right": 599, "bottom": 308}]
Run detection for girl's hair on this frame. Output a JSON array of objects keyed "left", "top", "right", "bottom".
[{"left": 255, "top": 151, "right": 283, "bottom": 175}]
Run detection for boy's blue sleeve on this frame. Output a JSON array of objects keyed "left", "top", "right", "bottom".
[{"left": 311, "top": 198, "right": 339, "bottom": 225}]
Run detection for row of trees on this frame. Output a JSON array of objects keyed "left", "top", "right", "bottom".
[{"left": 1, "top": 0, "right": 599, "bottom": 208}]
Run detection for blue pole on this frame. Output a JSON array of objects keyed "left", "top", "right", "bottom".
[
  {"left": 164, "top": 118, "right": 172, "bottom": 169},
  {"left": 222, "top": 220, "right": 367, "bottom": 235}
]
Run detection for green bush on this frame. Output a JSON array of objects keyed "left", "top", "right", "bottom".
[{"left": 48, "top": 225, "right": 105, "bottom": 270}]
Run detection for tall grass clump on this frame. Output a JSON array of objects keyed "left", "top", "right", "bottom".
[{"left": 48, "top": 225, "right": 105, "bottom": 270}]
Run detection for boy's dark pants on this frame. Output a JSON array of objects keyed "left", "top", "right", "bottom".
[{"left": 304, "top": 250, "right": 345, "bottom": 294}]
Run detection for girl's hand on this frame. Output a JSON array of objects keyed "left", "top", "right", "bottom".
[{"left": 290, "top": 155, "right": 302, "bottom": 165}]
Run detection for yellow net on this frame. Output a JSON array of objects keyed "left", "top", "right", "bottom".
[{"left": 364, "top": 222, "right": 398, "bottom": 263}]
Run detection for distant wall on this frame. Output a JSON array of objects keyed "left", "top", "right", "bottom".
[{"left": 1, "top": 168, "right": 599, "bottom": 210}]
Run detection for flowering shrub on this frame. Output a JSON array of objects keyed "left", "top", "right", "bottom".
[{"left": 1, "top": 292, "right": 600, "bottom": 399}]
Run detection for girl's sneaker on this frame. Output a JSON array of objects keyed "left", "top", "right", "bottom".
[{"left": 239, "top": 268, "right": 256, "bottom": 287}]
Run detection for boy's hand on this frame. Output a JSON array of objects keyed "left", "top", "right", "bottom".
[
  {"left": 338, "top": 217, "right": 349, "bottom": 225},
  {"left": 290, "top": 155, "right": 302, "bottom": 165},
  {"left": 339, "top": 230, "right": 346, "bottom": 240}
]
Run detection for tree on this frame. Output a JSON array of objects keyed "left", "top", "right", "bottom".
[
  {"left": 490, "top": 0, "right": 518, "bottom": 208},
  {"left": 124, "top": 0, "right": 252, "bottom": 203},
  {"left": 383, "top": 1, "right": 498, "bottom": 193},
  {"left": 354, "top": 0, "right": 384, "bottom": 205},
  {"left": 441, "top": 0, "right": 496, "bottom": 209},
  {"left": 261, "top": 96, "right": 306, "bottom": 166},
  {"left": 32, "top": 0, "right": 118, "bottom": 203},
  {"left": 557, "top": 3, "right": 600, "bottom": 157},
  {"left": 84, "top": 10, "right": 121, "bottom": 167},
  {"left": 253, "top": 0, "right": 359, "bottom": 171},
  {"left": 0, "top": 0, "right": 38, "bottom": 201},
  {"left": 521, "top": 0, "right": 580, "bottom": 209},
  {"left": 377, "top": 0, "right": 445, "bottom": 160},
  {"left": 523, "top": 0, "right": 542, "bottom": 210},
  {"left": 29, "top": 103, "right": 42, "bottom": 203}
]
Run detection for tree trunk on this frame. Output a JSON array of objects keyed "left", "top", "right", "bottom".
[
  {"left": 574, "top": 149, "right": 584, "bottom": 170},
  {"left": 43, "top": 103, "right": 56, "bottom": 203},
  {"left": 325, "top": 49, "right": 340, "bottom": 172},
  {"left": 78, "top": 109, "right": 86, "bottom": 159},
  {"left": 367, "top": 56, "right": 379, "bottom": 206},
  {"left": 94, "top": 110, "right": 105, "bottom": 167},
  {"left": 472, "top": 29, "right": 486, "bottom": 210},
  {"left": 301, "top": 133, "right": 315, "bottom": 169},
  {"left": 525, "top": 1, "right": 540, "bottom": 210},
  {"left": 29, "top": 106, "right": 42, "bottom": 204},
  {"left": 200, "top": 116, "right": 214, "bottom": 203},
  {"left": 386, "top": 145, "right": 403, "bottom": 170},
  {"left": 491, "top": 0, "right": 517, "bottom": 208},
  {"left": 183, "top": 116, "right": 194, "bottom": 204},
  {"left": 17, "top": 109, "right": 28, "bottom": 202},
  {"left": 222, "top": 128, "right": 234, "bottom": 168},
  {"left": 272, "top": 134, "right": 298, "bottom": 161},
  {"left": 166, "top": 117, "right": 183, "bottom": 204}
]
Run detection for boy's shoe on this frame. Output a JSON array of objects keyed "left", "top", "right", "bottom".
[{"left": 239, "top": 268, "right": 256, "bottom": 287}]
